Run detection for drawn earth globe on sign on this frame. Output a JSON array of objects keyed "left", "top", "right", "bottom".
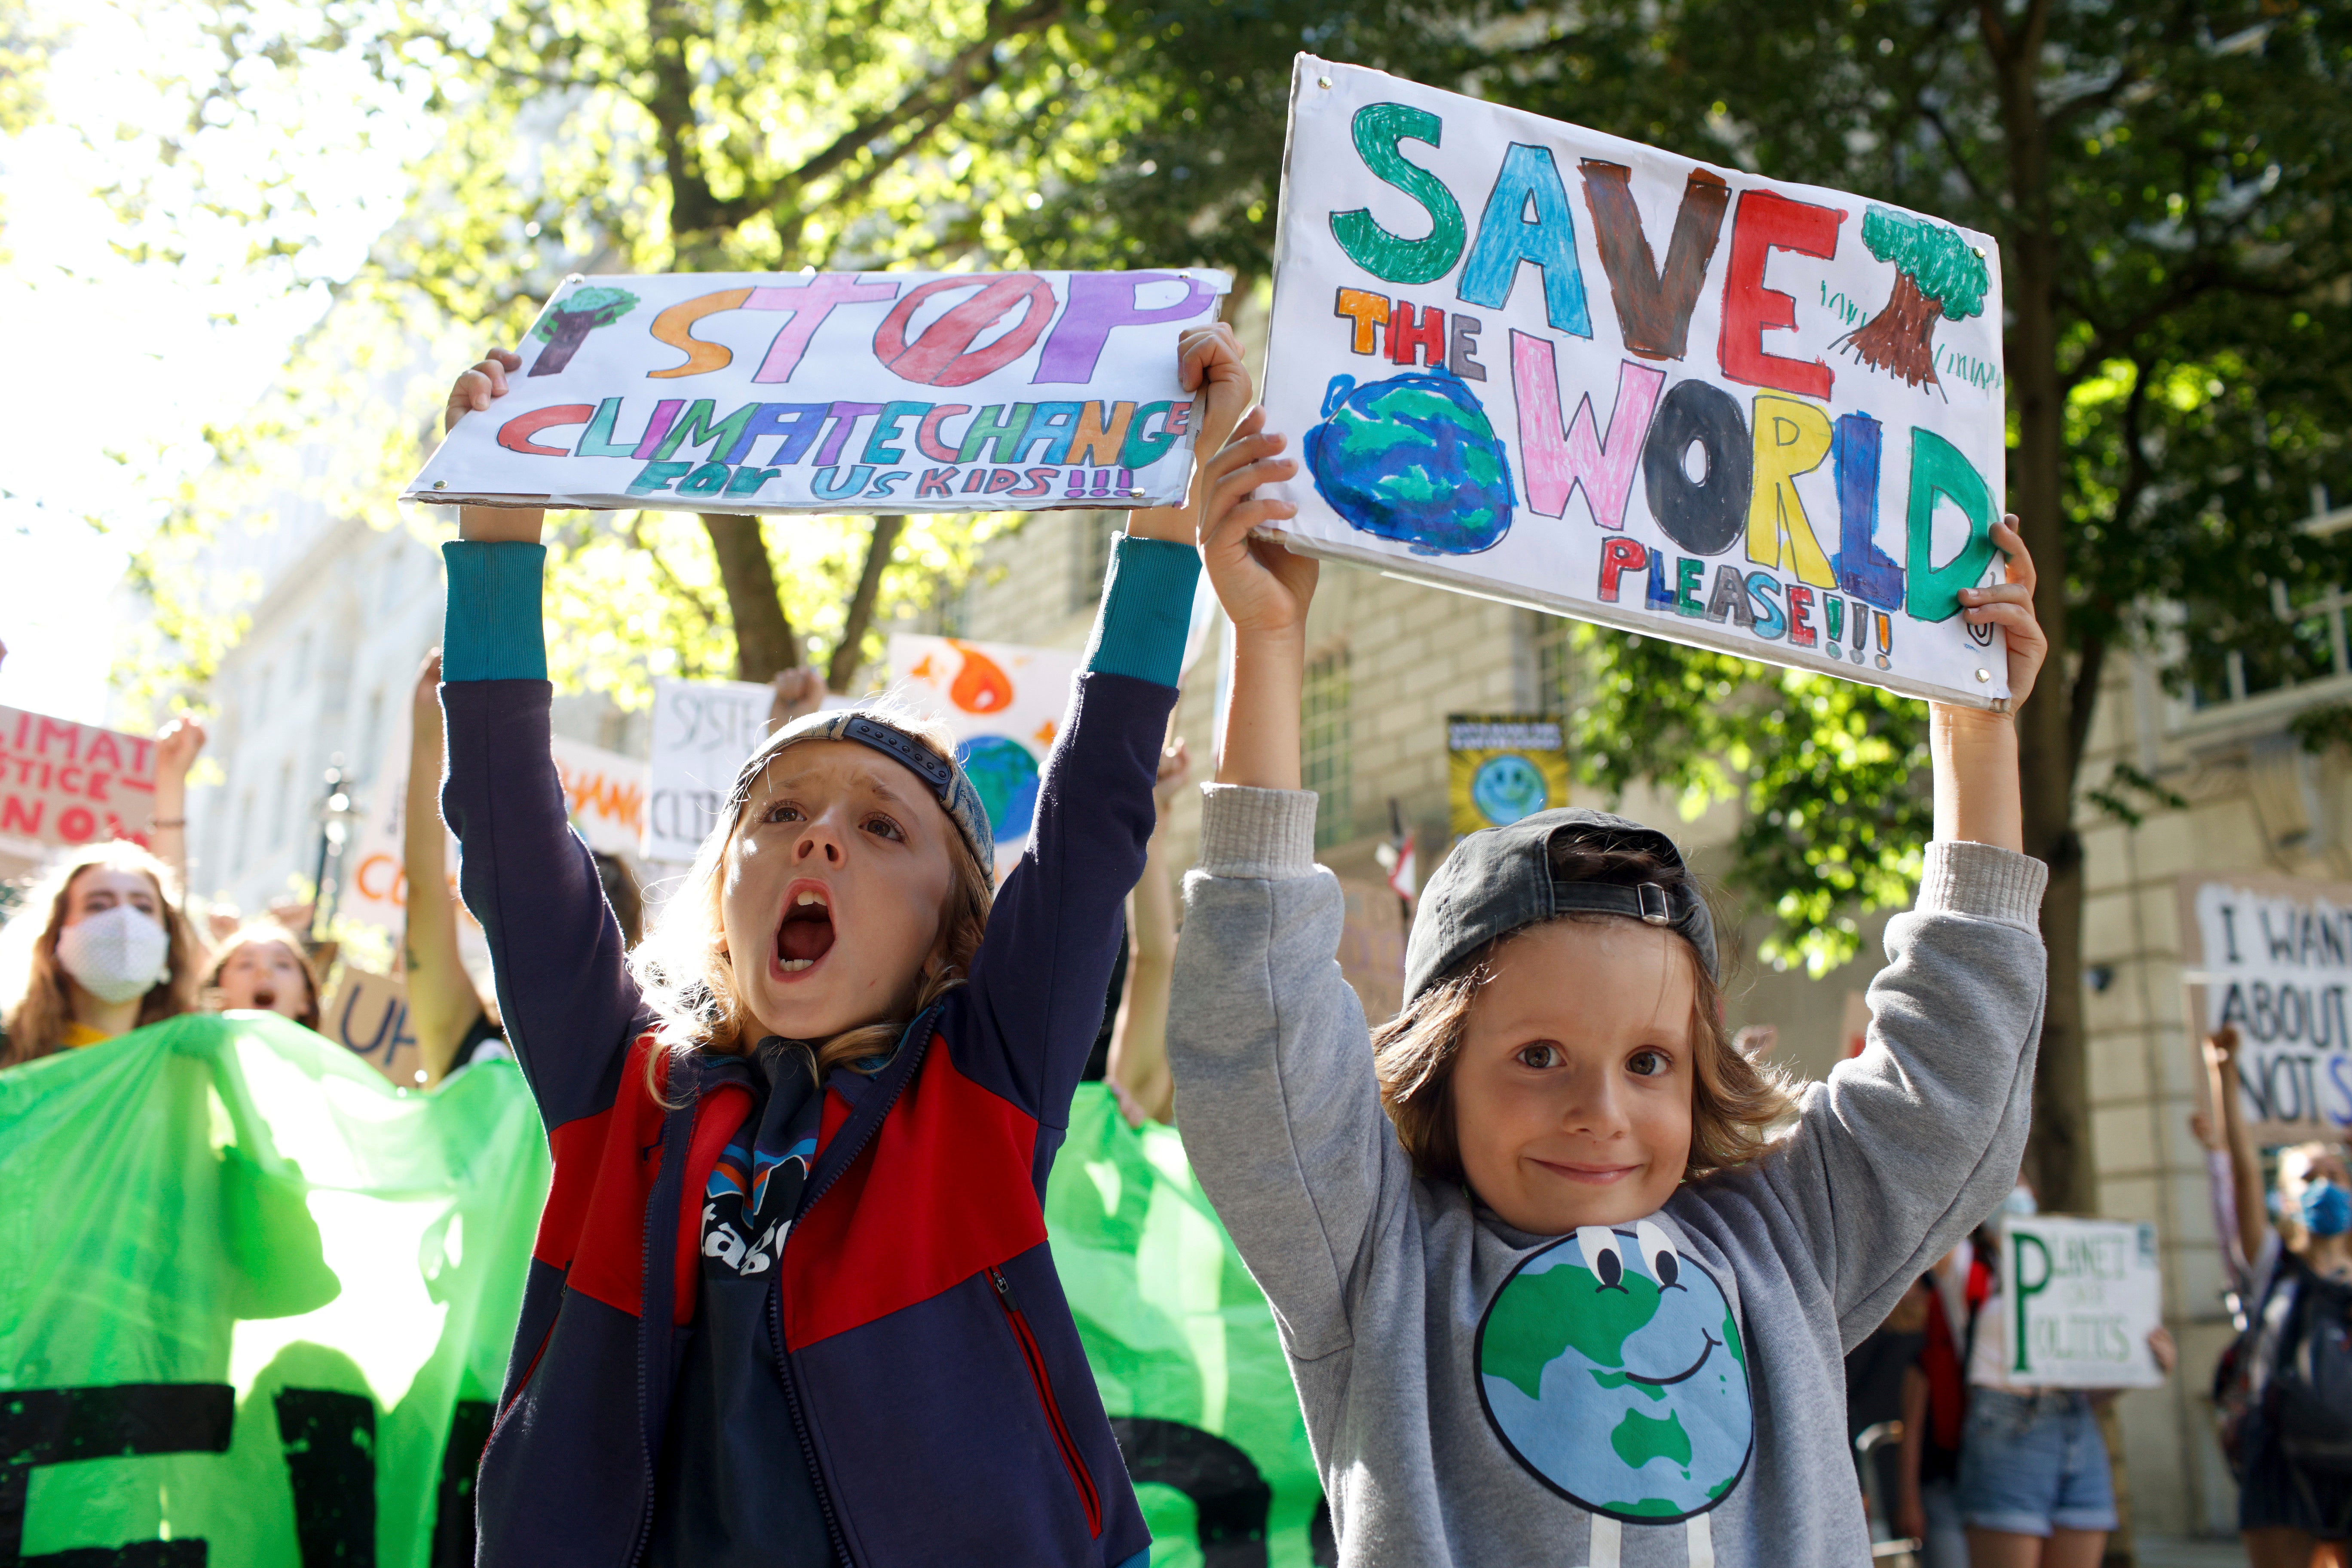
[
  {"left": 955, "top": 735, "right": 1041, "bottom": 843},
  {"left": 1305, "top": 371, "right": 1514, "bottom": 555},
  {"left": 1471, "top": 754, "right": 1550, "bottom": 827},
  {"left": 1476, "top": 1222, "right": 1752, "bottom": 1521}
]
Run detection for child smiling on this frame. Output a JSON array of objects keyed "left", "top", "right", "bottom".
[{"left": 1167, "top": 407, "right": 2053, "bottom": 1567}]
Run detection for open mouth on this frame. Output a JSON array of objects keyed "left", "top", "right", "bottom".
[
  {"left": 775, "top": 886, "right": 836, "bottom": 974},
  {"left": 253, "top": 987, "right": 278, "bottom": 1011}
]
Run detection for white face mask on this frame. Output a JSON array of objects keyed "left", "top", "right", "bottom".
[{"left": 55, "top": 904, "right": 172, "bottom": 1005}]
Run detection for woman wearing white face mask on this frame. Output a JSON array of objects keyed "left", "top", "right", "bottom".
[{"left": 0, "top": 840, "right": 202, "bottom": 1065}]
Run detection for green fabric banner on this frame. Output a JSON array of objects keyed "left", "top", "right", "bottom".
[{"left": 0, "top": 1017, "right": 1323, "bottom": 1566}]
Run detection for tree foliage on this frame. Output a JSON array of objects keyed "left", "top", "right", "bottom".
[{"left": 1860, "top": 205, "right": 1988, "bottom": 320}]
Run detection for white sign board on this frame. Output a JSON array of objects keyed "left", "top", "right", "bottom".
[
  {"left": 645, "top": 677, "right": 775, "bottom": 863},
  {"left": 1259, "top": 57, "right": 2010, "bottom": 709},
  {"left": 1978, "top": 1216, "right": 2164, "bottom": 1390},
  {"left": 2182, "top": 875, "right": 2352, "bottom": 1143},
  {"left": 887, "top": 635, "right": 1083, "bottom": 883},
  {"left": 403, "top": 270, "right": 1229, "bottom": 515},
  {"left": 549, "top": 734, "right": 649, "bottom": 859}
]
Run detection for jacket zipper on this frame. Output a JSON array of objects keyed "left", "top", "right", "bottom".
[
  {"left": 761, "top": 1007, "right": 942, "bottom": 1568},
  {"left": 989, "top": 1265, "right": 1104, "bottom": 1538},
  {"left": 625, "top": 1107, "right": 679, "bottom": 1568}
]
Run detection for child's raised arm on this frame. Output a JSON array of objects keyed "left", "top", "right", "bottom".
[
  {"left": 1932, "top": 515, "right": 2045, "bottom": 851},
  {"left": 433, "top": 348, "right": 646, "bottom": 1117}
]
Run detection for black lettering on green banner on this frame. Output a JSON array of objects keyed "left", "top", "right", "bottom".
[
  {"left": 1112, "top": 1418, "right": 1272, "bottom": 1567},
  {"left": 273, "top": 1389, "right": 375, "bottom": 1567},
  {"left": 0, "top": 1383, "right": 233, "bottom": 1567}
]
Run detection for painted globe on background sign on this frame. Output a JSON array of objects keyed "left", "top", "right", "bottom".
[
  {"left": 1476, "top": 1224, "right": 1752, "bottom": 1521},
  {"left": 1472, "top": 754, "right": 1550, "bottom": 827},
  {"left": 1305, "top": 371, "right": 1515, "bottom": 556},
  {"left": 955, "top": 734, "right": 1041, "bottom": 841}
]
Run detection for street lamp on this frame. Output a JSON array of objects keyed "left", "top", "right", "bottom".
[{"left": 308, "top": 756, "right": 359, "bottom": 944}]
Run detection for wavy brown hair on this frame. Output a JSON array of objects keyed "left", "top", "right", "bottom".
[
  {"left": 2, "top": 841, "right": 204, "bottom": 1067},
  {"left": 1372, "top": 835, "right": 1797, "bottom": 1186},
  {"left": 628, "top": 704, "right": 993, "bottom": 1106}
]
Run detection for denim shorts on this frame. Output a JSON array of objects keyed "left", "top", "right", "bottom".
[{"left": 1954, "top": 1388, "right": 2119, "bottom": 1537}]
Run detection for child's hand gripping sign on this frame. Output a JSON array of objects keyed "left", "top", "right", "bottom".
[{"left": 406, "top": 269, "right": 1229, "bottom": 516}]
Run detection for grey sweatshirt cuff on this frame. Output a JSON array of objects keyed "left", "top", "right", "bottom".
[
  {"left": 1197, "top": 784, "right": 1319, "bottom": 879},
  {"left": 1916, "top": 840, "right": 2047, "bottom": 929}
]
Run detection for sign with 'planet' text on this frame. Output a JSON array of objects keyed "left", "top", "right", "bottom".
[
  {"left": 2182, "top": 875, "right": 2352, "bottom": 1143},
  {"left": 405, "top": 270, "right": 1230, "bottom": 516},
  {"left": 1978, "top": 1216, "right": 2164, "bottom": 1390},
  {"left": 1261, "top": 58, "right": 2011, "bottom": 709}
]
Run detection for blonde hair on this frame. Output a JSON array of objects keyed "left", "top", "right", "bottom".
[
  {"left": 627, "top": 703, "right": 993, "bottom": 1105},
  {"left": 202, "top": 922, "right": 324, "bottom": 1032},
  {"left": 1372, "top": 836, "right": 1797, "bottom": 1186},
  {"left": 2, "top": 841, "right": 204, "bottom": 1066}
]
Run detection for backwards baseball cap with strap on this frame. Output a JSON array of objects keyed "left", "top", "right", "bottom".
[
  {"left": 729, "top": 708, "right": 998, "bottom": 888},
  {"left": 1403, "top": 807, "right": 1716, "bottom": 1003}
]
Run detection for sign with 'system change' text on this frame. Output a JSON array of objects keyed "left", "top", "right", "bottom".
[
  {"left": 645, "top": 677, "right": 775, "bottom": 864},
  {"left": 1978, "top": 1216, "right": 2164, "bottom": 1390},
  {"left": 0, "top": 705, "right": 156, "bottom": 850},
  {"left": 404, "top": 270, "right": 1229, "bottom": 516},
  {"left": 1260, "top": 58, "right": 2010, "bottom": 709},
  {"left": 2181, "top": 875, "right": 2352, "bottom": 1142}
]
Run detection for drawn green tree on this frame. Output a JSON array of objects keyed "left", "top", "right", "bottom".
[
  {"left": 527, "top": 285, "right": 640, "bottom": 377},
  {"left": 1844, "top": 208, "right": 1990, "bottom": 389}
]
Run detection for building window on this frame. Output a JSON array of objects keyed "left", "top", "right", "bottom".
[
  {"left": 1528, "top": 611, "right": 1577, "bottom": 714},
  {"left": 1302, "top": 646, "right": 1354, "bottom": 848},
  {"left": 2187, "top": 579, "right": 2352, "bottom": 708}
]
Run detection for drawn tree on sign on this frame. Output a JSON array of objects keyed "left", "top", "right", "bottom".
[
  {"left": 1842, "top": 207, "right": 1988, "bottom": 390},
  {"left": 529, "top": 286, "right": 641, "bottom": 377}
]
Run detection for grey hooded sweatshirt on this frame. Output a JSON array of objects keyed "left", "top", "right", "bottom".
[{"left": 1166, "top": 785, "right": 2048, "bottom": 1568}]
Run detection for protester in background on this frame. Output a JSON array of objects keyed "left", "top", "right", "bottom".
[
  {"left": 769, "top": 666, "right": 827, "bottom": 732},
  {"left": 1956, "top": 1181, "right": 2178, "bottom": 1568},
  {"left": 1103, "top": 734, "right": 1189, "bottom": 1127},
  {"left": 1897, "top": 1245, "right": 1985, "bottom": 1568},
  {"left": 202, "top": 922, "right": 323, "bottom": 1031},
  {"left": 2204, "top": 1028, "right": 2352, "bottom": 1567},
  {"left": 402, "top": 650, "right": 504, "bottom": 1085},
  {"left": 148, "top": 715, "right": 205, "bottom": 888},
  {"left": 0, "top": 839, "right": 202, "bottom": 1065},
  {"left": 1847, "top": 1276, "right": 1933, "bottom": 1536}
]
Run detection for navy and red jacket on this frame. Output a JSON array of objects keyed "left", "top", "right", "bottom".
[{"left": 437, "top": 534, "right": 1199, "bottom": 1566}]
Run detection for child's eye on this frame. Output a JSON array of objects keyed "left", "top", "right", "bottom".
[
  {"left": 1515, "top": 1043, "right": 1561, "bottom": 1070},
  {"left": 762, "top": 802, "right": 806, "bottom": 825},
  {"left": 861, "top": 815, "right": 905, "bottom": 842},
  {"left": 1627, "top": 1049, "right": 1669, "bottom": 1077}
]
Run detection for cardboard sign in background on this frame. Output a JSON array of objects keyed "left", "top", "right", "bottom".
[
  {"left": 1977, "top": 1216, "right": 2164, "bottom": 1390},
  {"left": 320, "top": 970, "right": 426, "bottom": 1088},
  {"left": 1446, "top": 714, "right": 1571, "bottom": 837},
  {"left": 643, "top": 677, "right": 775, "bottom": 864},
  {"left": 1260, "top": 57, "right": 2010, "bottom": 709},
  {"left": 888, "top": 635, "right": 1083, "bottom": 883},
  {"left": 0, "top": 704, "right": 156, "bottom": 850},
  {"left": 2179, "top": 873, "right": 2352, "bottom": 1143},
  {"left": 404, "top": 270, "right": 1229, "bottom": 515}
]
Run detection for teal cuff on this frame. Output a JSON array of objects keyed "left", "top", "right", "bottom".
[
  {"left": 1083, "top": 535, "right": 1200, "bottom": 688},
  {"left": 441, "top": 542, "right": 548, "bottom": 682}
]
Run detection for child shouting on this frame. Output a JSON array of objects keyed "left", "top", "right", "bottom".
[
  {"left": 434, "top": 326, "right": 1245, "bottom": 1567},
  {"left": 1167, "top": 409, "right": 2052, "bottom": 1567}
]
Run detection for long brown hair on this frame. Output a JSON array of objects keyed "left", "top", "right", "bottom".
[
  {"left": 627, "top": 705, "right": 993, "bottom": 1105},
  {"left": 1371, "top": 836, "right": 1797, "bottom": 1185},
  {"left": 2, "top": 841, "right": 204, "bottom": 1066}
]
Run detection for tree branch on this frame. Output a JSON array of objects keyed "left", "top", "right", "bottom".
[
  {"left": 626, "top": 512, "right": 724, "bottom": 628},
  {"left": 828, "top": 514, "right": 906, "bottom": 692},
  {"left": 1916, "top": 98, "right": 1999, "bottom": 211}
]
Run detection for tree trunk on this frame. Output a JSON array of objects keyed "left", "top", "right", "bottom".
[
  {"left": 828, "top": 515, "right": 905, "bottom": 692},
  {"left": 1988, "top": 8, "right": 2097, "bottom": 1217},
  {"left": 1847, "top": 271, "right": 1942, "bottom": 389},
  {"left": 699, "top": 514, "right": 800, "bottom": 683},
  {"left": 529, "top": 309, "right": 595, "bottom": 376}
]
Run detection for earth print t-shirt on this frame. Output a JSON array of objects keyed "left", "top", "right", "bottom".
[
  {"left": 1476, "top": 1220, "right": 1755, "bottom": 1523},
  {"left": 646, "top": 1042, "right": 837, "bottom": 1568}
]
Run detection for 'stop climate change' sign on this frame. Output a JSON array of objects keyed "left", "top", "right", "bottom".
[{"left": 1260, "top": 57, "right": 2011, "bottom": 709}]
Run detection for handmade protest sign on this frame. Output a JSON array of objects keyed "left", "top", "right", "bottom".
[
  {"left": 1975, "top": 1216, "right": 2164, "bottom": 1390},
  {"left": 550, "top": 735, "right": 649, "bottom": 858},
  {"left": 1447, "top": 714, "right": 1571, "bottom": 837},
  {"left": 888, "top": 634, "right": 1083, "bottom": 882},
  {"left": 0, "top": 704, "right": 156, "bottom": 849},
  {"left": 644, "top": 676, "right": 773, "bottom": 862},
  {"left": 321, "top": 969, "right": 426, "bottom": 1088},
  {"left": 2180, "top": 874, "right": 2352, "bottom": 1142},
  {"left": 403, "top": 270, "right": 1230, "bottom": 515},
  {"left": 1260, "top": 58, "right": 2010, "bottom": 709}
]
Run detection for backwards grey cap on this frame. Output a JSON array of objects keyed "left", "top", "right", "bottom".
[
  {"left": 732, "top": 708, "right": 997, "bottom": 888},
  {"left": 1403, "top": 807, "right": 1716, "bottom": 1002}
]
